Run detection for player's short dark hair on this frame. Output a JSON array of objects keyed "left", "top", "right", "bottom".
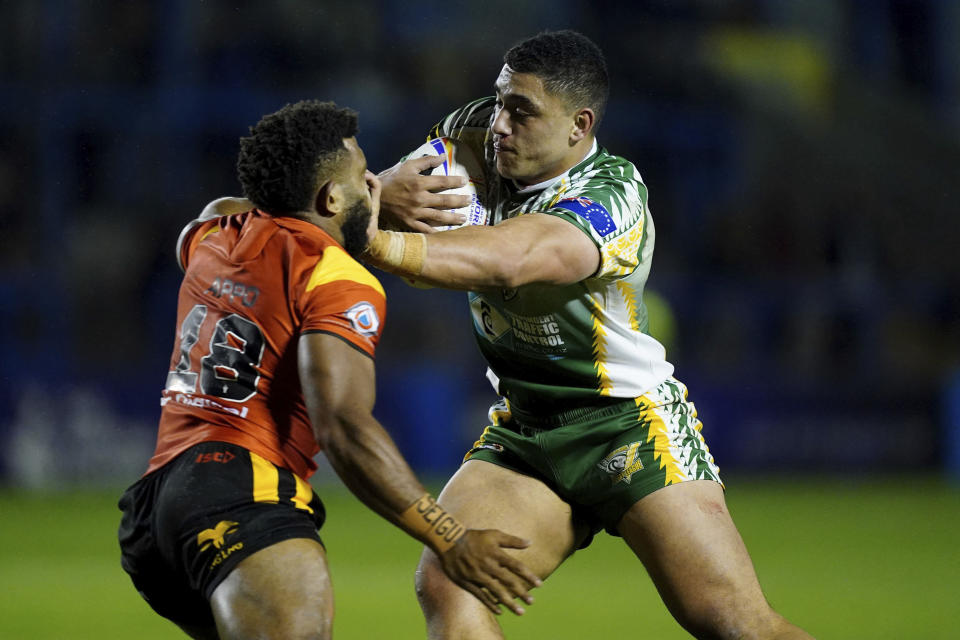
[
  {"left": 237, "top": 100, "right": 358, "bottom": 213},
  {"left": 504, "top": 30, "right": 609, "bottom": 128}
]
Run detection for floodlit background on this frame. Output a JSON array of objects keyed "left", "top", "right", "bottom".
[{"left": 1, "top": 1, "right": 958, "bottom": 638}]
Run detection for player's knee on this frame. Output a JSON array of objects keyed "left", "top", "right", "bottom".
[
  {"left": 217, "top": 613, "right": 332, "bottom": 640},
  {"left": 414, "top": 549, "right": 460, "bottom": 615},
  {"left": 291, "top": 618, "right": 333, "bottom": 640},
  {"left": 212, "top": 588, "right": 333, "bottom": 640},
  {"left": 673, "top": 598, "right": 786, "bottom": 640}
]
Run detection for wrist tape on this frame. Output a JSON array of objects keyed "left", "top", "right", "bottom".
[
  {"left": 399, "top": 494, "right": 465, "bottom": 553},
  {"left": 366, "top": 230, "right": 426, "bottom": 275}
]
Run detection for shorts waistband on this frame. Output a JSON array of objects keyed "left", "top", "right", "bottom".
[{"left": 508, "top": 396, "right": 638, "bottom": 430}]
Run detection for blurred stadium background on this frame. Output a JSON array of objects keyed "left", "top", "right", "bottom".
[{"left": 1, "top": 1, "right": 958, "bottom": 638}]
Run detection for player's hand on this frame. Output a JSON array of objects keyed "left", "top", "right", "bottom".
[
  {"left": 438, "top": 529, "right": 542, "bottom": 616},
  {"left": 378, "top": 155, "right": 470, "bottom": 233},
  {"left": 364, "top": 170, "right": 382, "bottom": 243}
]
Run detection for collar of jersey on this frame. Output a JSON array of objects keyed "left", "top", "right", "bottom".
[
  {"left": 511, "top": 139, "right": 599, "bottom": 194},
  {"left": 269, "top": 212, "right": 339, "bottom": 247}
]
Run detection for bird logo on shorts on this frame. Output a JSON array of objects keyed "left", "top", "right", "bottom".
[
  {"left": 597, "top": 442, "right": 644, "bottom": 484},
  {"left": 197, "top": 520, "right": 239, "bottom": 551}
]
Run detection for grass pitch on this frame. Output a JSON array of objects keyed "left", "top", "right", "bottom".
[{"left": 0, "top": 475, "right": 957, "bottom": 639}]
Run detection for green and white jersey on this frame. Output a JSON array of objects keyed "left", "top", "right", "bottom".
[{"left": 430, "top": 97, "right": 674, "bottom": 415}]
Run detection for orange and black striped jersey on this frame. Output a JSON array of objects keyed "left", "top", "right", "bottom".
[{"left": 146, "top": 210, "right": 386, "bottom": 480}]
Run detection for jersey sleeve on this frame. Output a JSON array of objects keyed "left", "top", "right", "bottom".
[
  {"left": 175, "top": 218, "right": 221, "bottom": 272},
  {"left": 541, "top": 159, "right": 651, "bottom": 279},
  {"left": 298, "top": 245, "right": 387, "bottom": 358}
]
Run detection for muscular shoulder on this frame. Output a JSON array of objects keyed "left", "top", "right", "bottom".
[
  {"left": 297, "top": 242, "right": 386, "bottom": 356},
  {"left": 539, "top": 148, "right": 652, "bottom": 278},
  {"left": 562, "top": 149, "right": 648, "bottom": 212}
]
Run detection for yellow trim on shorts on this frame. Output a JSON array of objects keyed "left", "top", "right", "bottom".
[
  {"left": 464, "top": 426, "right": 493, "bottom": 463},
  {"left": 250, "top": 452, "right": 279, "bottom": 503},
  {"left": 292, "top": 474, "right": 315, "bottom": 514},
  {"left": 636, "top": 394, "right": 689, "bottom": 486}
]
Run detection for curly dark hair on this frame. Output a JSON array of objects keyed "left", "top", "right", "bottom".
[
  {"left": 237, "top": 100, "right": 358, "bottom": 213},
  {"left": 504, "top": 30, "right": 609, "bottom": 129}
]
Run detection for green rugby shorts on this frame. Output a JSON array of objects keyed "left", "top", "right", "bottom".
[{"left": 464, "top": 377, "right": 722, "bottom": 540}]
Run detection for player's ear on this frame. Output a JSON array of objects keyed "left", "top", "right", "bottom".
[
  {"left": 315, "top": 181, "right": 343, "bottom": 218},
  {"left": 570, "top": 107, "right": 595, "bottom": 143}
]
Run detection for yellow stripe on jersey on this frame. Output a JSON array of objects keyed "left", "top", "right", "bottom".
[
  {"left": 598, "top": 221, "right": 643, "bottom": 278},
  {"left": 292, "top": 473, "right": 315, "bottom": 514},
  {"left": 306, "top": 245, "right": 385, "bottom": 296},
  {"left": 615, "top": 280, "right": 642, "bottom": 333},
  {"left": 586, "top": 296, "right": 614, "bottom": 396},
  {"left": 250, "top": 452, "right": 279, "bottom": 504},
  {"left": 199, "top": 225, "right": 220, "bottom": 242}
]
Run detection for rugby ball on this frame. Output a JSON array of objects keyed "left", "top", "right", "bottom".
[{"left": 411, "top": 137, "right": 489, "bottom": 231}]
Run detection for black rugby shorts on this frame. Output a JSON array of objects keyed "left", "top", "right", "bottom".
[{"left": 117, "top": 441, "right": 325, "bottom": 628}]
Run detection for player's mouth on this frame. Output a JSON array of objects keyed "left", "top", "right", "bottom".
[{"left": 493, "top": 140, "right": 515, "bottom": 154}]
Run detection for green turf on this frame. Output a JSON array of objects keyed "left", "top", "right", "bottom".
[{"left": 1, "top": 475, "right": 957, "bottom": 639}]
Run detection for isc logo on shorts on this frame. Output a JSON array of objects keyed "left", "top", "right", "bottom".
[
  {"left": 597, "top": 442, "right": 644, "bottom": 484},
  {"left": 346, "top": 302, "right": 379, "bottom": 337},
  {"left": 195, "top": 450, "right": 236, "bottom": 464}
]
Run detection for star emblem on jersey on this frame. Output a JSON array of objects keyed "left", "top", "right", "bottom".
[
  {"left": 597, "top": 442, "right": 644, "bottom": 484},
  {"left": 345, "top": 302, "right": 380, "bottom": 337},
  {"left": 554, "top": 196, "right": 617, "bottom": 237}
]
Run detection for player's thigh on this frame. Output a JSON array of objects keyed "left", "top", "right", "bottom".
[
  {"left": 210, "top": 537, "right": 333, "bottom": 639},
  {"left": 425, "top": 459, "right": 586, "bottom": 579},
  {"left": 618, "top": 480, "right": 769, "bottom": 626}
]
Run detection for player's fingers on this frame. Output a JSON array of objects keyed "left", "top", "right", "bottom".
[
  {"left": 406, "top": 153, "right": 446, "bottom": 170},
  {"left": 482, "top": 578, "right": 526, "bottom": 616},
  {"left": 415, "top": 206, "right": 466, "bottom": 227},
  {"left": 365, "top": 170, "right": 382, "bottom": 196},
  {"left": 497, "top": 553, "right": 543, "bottom": 591},
  {"left": 406, "top": 218, "right": 442, "bottom": 234},
  {"left": 427, "top": 192, "right": 472, "bottom": 211},
  {"left": 421, "top": 174, "right": 468, "bottom": 192},
  {"left": 493, "top": 532, "right": 532, "bottom": 550},
  {"left": 487, "top": 557, "right": 537, "bottom": 604},
  {"left": 461, "top": 582, "right": 503, "bottom": 616}
]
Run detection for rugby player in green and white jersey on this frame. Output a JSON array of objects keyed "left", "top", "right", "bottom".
[
  {"left": 426, "top": 95, "right": 673, "bottom": 417},
  {"left": 370, "top": 30, "right": 812, "bottom": 640}
]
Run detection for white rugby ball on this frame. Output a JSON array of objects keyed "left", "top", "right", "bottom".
[{"left": 411, "top": 137, "right": 489, "bottom": 231}]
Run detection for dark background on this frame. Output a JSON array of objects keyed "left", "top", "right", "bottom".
[{"left": 1, "top": 0, "right": 958, "bottom": 487}]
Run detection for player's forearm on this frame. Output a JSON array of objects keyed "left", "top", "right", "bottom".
[
  {"left": 365, "top": 227, "right": 521, "bottom": 290},
  {"left": 321, "top": 414, "right": 465, "bottom": 553},
  {"left": 321, "top": 413, "right": 424, "bottom": 516}
]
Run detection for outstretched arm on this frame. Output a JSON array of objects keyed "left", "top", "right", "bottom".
[
  {"left": 297, "top": 332, "right": 542, "bottom": 614},
  {"left": 364, "top": 212, "right": 600, "bottom": 290}
]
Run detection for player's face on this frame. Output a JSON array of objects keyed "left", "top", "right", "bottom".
[
  {"left": 341, "top": 138, "right": 374, "bottom": 209},
  {"left": 340, "top": 198, "right": 372, "bottom": 258},
  {"left": 491, "top": 65, "right": 584, "bottom": 186},
  {"left": 338, "top": 138, "right": 376, "bottom": 257}
]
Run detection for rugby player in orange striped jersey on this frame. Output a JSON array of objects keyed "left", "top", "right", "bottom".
[{"left": 118, "top": 100, "right": 540, "bottom": 640}]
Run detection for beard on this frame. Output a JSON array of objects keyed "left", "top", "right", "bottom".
[{"left": 340, "top": 198, "right": 373, "bottom": 259}]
